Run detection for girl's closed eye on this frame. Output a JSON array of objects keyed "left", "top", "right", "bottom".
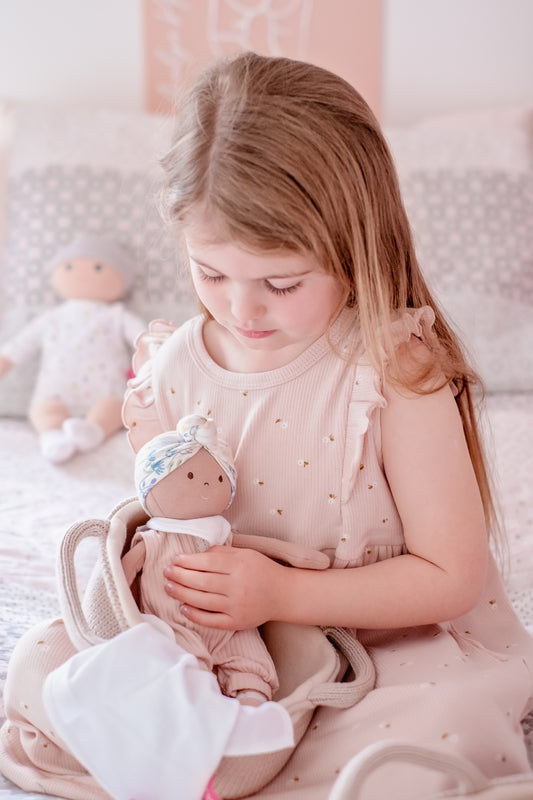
[
  {"left": 266, "top": 280, "right": 301, "bottom": 296},
  {"left": 197, "top": 266, "right": 301, "bottom": 296},
  {"left": 197, "top": 267, "right": 224, "bottom": 285}
]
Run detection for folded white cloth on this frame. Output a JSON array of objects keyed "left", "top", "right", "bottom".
[{"left": 43, "top": 619, "right": 293, "bottom": 800}]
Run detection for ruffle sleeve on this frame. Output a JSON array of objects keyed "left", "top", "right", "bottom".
[
  {"left": 341, "top": 305, "right": 437, "bottom": 511},
  {"left": 122, "top": 319, "right": 177, "bottom": 453},
  {"left": 390, "top": 305, "right": 436, "bottom": 346}
]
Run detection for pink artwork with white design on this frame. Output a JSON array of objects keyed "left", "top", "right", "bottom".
[{"left": 142, "top": 0, "right": 382, "bottom": 115}]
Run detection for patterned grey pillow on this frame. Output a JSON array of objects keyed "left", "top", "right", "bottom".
[
  {"left": 0, "top": 104, "right": 196, "bottom": 417},
  {"left": 386, "top": 107, "right": 533, "bottom": 393}
]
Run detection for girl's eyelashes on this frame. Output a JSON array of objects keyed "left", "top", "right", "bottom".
[
  {"left": 197, "top": 269, "right": 224, "bottom": 285},
  {"left": 266, "top": 281, "right": 301, "bottom": 296},
  {"left": 196, "top": 267, "right": 301, "bottom": 296}
]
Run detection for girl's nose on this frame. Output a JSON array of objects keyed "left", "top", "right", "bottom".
[{"left": 230, "top": 287, "right": 266, "bottom": 323}]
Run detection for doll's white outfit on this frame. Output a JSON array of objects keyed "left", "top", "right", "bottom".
[
  {"left": 130, "top": 515, "right": 278, "bottom": 700},
  {"left": 1, "top": 299, "right": 144, "bottom": 415},
  {"left": 1, "top": 307, "right": 533, "bottom": 800}
]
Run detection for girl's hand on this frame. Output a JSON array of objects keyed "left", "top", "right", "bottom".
[{"left": 163, "top": 546, "right": 285, "bottom": 630}]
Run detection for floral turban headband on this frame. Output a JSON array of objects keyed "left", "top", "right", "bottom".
[{"left": 135, "top": 414, "right": 237, "bottom": 512}]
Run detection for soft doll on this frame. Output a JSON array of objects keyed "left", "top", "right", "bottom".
[
  {"left": 0, "top": 234, "right": 145, "bottom": 463},
  {"left": 124, "top": 413, "right": 279, "bottom": 706}
]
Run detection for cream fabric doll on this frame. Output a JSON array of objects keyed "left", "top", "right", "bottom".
[{"left": 0, "top": 234, "right": 145, "bottom": 463}]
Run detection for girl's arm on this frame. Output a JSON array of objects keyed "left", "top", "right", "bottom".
[{"left": 163, "top": 379, "right": 489, "bottom": 631}]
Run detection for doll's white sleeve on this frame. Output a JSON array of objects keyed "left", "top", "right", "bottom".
[{"left": 1, "top": 312, "right": 49, "bottom": 366}]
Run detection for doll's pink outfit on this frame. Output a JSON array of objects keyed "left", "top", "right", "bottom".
[{"left": 131, "top": 515, "right": 278, "bottom": 700}]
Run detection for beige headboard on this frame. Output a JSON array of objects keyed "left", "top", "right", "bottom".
[{"left": 142, "top": 0, "right": 382, "bottom": 116}]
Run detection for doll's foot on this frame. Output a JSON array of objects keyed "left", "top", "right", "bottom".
[
  {"left": 40, "top": 429, "right": 76, "bottom": 463},
  {"left": 63, "top": 418, "right": 105, "bottom": 452},
  {"left": 236, "top": 690, "right": 267, "bottom": 707}
]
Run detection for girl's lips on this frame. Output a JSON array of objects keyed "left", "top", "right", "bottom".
[{"left": 235, "top": 327, "right": 276, "bottom": 339}]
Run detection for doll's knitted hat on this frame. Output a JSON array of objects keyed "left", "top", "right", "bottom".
[
  {"left": 48, "top": 234, "right": 136, "bottom": 290},
  {"left": 135, "top": 415, "right": 237, "bottom": 512}
]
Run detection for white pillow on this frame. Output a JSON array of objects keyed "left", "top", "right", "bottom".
[
  {"left": 385, "top": 107, "right": 533, "bottom": 393},
  {"left": 0, "top": 103, "right": 196, "bottom": 417}
]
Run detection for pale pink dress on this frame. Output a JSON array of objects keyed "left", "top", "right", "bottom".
[{"left": 123, "top": 307, "right": 533, "bottom": 799}]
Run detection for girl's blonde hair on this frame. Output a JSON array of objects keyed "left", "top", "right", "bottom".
[{"left": 160, "top": 50, "right": 500, "bottom": 545}]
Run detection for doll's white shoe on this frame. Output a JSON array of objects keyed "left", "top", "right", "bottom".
[
  {"left": 63, "top": 418, "right": 105, "bottom": 453},
  {"left": 40, "top": 429, "right": 76, "bottom": 463}
]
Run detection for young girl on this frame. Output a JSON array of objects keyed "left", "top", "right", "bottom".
[
  {"left": 122, "top": 51, "right": 533, "bottom": 798},
  {"left": 1, "top": 51, "right": 532, "bottom": 800}
]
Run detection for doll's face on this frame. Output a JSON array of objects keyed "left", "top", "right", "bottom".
[
  {"left": 144, "top": 448, "right": 233, "bottom": 520},
  {"left": 50, "top": 256, "right": 127, "bottom": 302}
]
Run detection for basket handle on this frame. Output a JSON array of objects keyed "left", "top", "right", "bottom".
[
  {"left": 329, "top": 740, "right": 489, "bottom": 799},
  {"left": 309, "top": 626, "right": 376, "bottom": 709},
  {"left": 57, "top": 517, "right": 131, "bottom": 650}
]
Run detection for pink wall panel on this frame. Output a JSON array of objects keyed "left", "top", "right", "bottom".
[{"left": 143, "top": 0, "right": 382, "bottom": 116}]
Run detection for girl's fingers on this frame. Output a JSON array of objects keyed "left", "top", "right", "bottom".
[
  {"left": 170, "top": 546, "right": 240, "bottom": 573},
  {"left": 164, "top": 563, "right": 226, "bottom": 592},
  {"left": 164, "top": 574, "right": 226, "bottom": 605},
  {"left": 164, "top": 578, "right": 237, "bottom": 628},
  {"left": 182, "top": 606, "right": 237, "bottom": 630}
]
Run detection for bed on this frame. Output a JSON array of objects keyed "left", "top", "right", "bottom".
[{"left": 0, "top": 101, "right": 532, "bottom": 797}]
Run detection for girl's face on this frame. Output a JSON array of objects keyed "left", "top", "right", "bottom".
[{"left": 184, "top": 226, "right": 344, "bottom": 371}]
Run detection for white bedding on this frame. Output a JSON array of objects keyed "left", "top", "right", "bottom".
[
  {"left": 0, "top": 392, "right": 532, "bottom": 798},
  {"left": 0, "top": 421, "right": 134, "bottom": 798}
]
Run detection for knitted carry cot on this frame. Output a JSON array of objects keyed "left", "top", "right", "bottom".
[{"left": 55, "top": 496, "right": 376, "bottom": 799}]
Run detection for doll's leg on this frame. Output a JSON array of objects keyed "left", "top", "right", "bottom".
[
  {"left": 61, "top": 397, "right": 124, "bottom": 455},
  {"left": 212, "top": 628, "right": 278, "bottom": 704},
  {"left": 29, "top": 399, "right": 69, "bottom": 432},
  {"left": 29, "top": 400, "right": 77, "bottom": 463},
  {"left": 87, "top": 396, "right": 124, "bottom": 437},
  {"left": 29, "top": 396, "right": 123, "bottom": 462}
]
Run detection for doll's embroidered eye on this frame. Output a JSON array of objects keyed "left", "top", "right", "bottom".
[
  {"left": 218, "top": 475, "right": 223, "bottom": 483},
  {"left": 94, "top": 263, "right": 103, "bottom": 271},
  {"left": 187, "top": 472, "right": 194, "bottom": 479}
]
